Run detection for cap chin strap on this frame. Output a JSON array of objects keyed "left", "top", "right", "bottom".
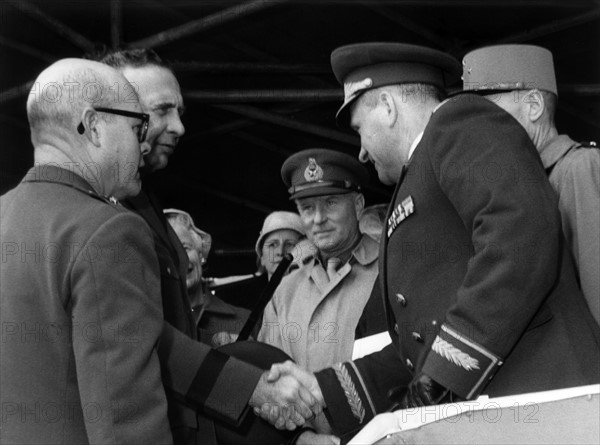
[{"left": 288, "top": 179, "right": 360, "bottom": 195}]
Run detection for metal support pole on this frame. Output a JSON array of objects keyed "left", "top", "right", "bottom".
[
  {"left": 0, "top": 35, "right": 55, "bottom": 63},
  {"left": 172, "top": 61, "right": 329, "bottom": 74},
  {"left": 213, "top": 103, "right": 359, "bottom": 146},
  {"left": 366, "top": 4, "right": 452, "bottom": 49},
  {"left": 185, "top": 89, "right": 341, "bottom": 102},
  {"left": 129, "top": 0, "right": 291, "bottom": 49},
  {"left": 5, "top": 0, "right": 95, "bottom": 53},
  {"left": 497, "top": 9, "right": 600, "bottom": 44},
  {"left": 0, "top": 80, "right": 35, "bottom": 105}
]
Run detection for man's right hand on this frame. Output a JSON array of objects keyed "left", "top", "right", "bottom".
[{"left": 249, "top": 364, "right": 322, "bottom": 430}]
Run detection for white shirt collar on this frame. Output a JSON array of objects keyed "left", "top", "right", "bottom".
[
  {"left": 408, "top": 132, "right": 424, "bottom": 160},
  {"left": 408, "top": 100, "right": 449, "bottom": 160}
]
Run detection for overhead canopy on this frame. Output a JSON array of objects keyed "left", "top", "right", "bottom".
[{"left": 1, "top": 0, "right": 598, "bottom": 276}]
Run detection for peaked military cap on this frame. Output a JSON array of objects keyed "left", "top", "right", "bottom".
[
  {"left": 282, "top": 148, "right": 369, "bottom": 200},
  {"left": 331, "top": 42, "right": 462, "bottom": 127},
  {"left": 461, "top": 44, "right": 557, "bottom": 96}
]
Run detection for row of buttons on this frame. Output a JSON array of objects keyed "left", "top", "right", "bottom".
[
  {"left": 392, "top": 293, "right": 437, "bottom": 372},
  {"left": 393, "top": 323, "right": 424, "bottom": 342}
]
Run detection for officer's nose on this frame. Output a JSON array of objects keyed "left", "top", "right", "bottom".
[
  {"left": 168, "top": 113, "right": 185, "bottom": 137},
  {"left": 313, "top": 205, "right": 327, "bottom": 224},
  {"left": 140, "top": 141, "right": 151, "bottom": 156},
  {"left": 358, "top": 147, "right": 369, "bottom": 163}
]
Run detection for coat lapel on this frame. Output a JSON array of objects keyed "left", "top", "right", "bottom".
[{"left": 125, "top": 190, "right": 180, "bottom": 263}]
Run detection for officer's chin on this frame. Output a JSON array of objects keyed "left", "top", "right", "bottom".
[
  {"left": 141, "top": 152, "right": 169, "bottom": 174},
  {"left": 115, "top": 179, "right": 142, "bottom": 200}
]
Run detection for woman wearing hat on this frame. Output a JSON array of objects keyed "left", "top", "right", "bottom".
[
  {"left": 256, "top": 211, "right": 307, "bottom": 280},
  {"left": 213, "top": 211, "right": 307, "bottom": 310},
  {"left": 165, "top": 208, "right": 255, "bottom": 348}
]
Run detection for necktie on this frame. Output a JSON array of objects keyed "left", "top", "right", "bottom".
[{"left": 326, "top": 257, "right": 341, "bottom": 282}]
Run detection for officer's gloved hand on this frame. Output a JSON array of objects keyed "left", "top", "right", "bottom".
[{"left": 399, "top": 372, "right": 451, "bottom": 409}]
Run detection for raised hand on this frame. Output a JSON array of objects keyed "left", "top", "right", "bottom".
[{"left": 249, "top": 367, "right": 320, "bottom": 430}]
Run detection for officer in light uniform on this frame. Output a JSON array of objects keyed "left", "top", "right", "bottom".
[
  {"left": 259, "top": 148, "right": 385, "bottom": 373},
  {"left": 461, "top": 44, "right": 600, "bottom": 326},
  {"left": 258, "top": 43, "right": 600, "bottom": 440}
]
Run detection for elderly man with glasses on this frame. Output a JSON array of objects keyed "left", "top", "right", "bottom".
[{"left": 0, "top": 58, "right": 171, "bottom": 444}]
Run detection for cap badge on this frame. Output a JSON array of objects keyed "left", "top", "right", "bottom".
[
  {"left": 343, "top": 78, "right": 373, "bottom": 102},
  {"left": 304, "top": 158, "right": 324, "bottom": 182}
]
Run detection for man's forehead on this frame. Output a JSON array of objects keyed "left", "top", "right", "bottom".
[
  {"left": 121, "top": 65, "right": 182, "bottom": 103},
  {"left": 349, "top": 97, "right": 368, "bottom": 128},
  {"left": 297, "top": 193, "right": 351, "bottom": 204}
]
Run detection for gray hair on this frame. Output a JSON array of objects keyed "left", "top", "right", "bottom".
[{"left": 360, "top": 83, "right": 445, "bottom": 109}]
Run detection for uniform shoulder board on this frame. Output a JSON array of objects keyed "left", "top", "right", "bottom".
[{"left": 577, "top": 141, "right": 598, "bottom": 149}]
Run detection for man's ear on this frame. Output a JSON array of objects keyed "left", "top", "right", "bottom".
[
  {"left": 354, "top": 193, "right": 365, "bottom": 217},
  {"left": 379, "top": 91, "right": 398, "bottom": 128},
  {"left": 79, "top": 107, "right": 102, "bottom": 147},
  {"left": 522, "top": 89, "right": 545, "bottom": 123}
]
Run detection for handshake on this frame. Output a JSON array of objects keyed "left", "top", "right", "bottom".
[{"left": 249, "top": 360, "right": 327, "bottom": 432}]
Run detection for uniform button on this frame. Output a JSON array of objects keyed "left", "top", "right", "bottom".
[
  {"left": 394, "top": 323, "right": 399, "bottom": 335},
  {"left": 396, "top": 293, "right": 407, "bottom": 307},
  {"left": 406, "top": 358, "right": 414, "bottom": 371},
  {"left": 412, "top": 332, "right": 423, "bottom": 343}
]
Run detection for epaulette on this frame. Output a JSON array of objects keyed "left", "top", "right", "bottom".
[{"left": 577, "top": 141, "right": 598, "bottom": 149}]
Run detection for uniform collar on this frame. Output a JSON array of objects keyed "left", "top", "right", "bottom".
[
  {"left": 351, "top": 233, "right": 380, "bottom": 266},
  {"left": 408, "top": 132, "right": 424, "bottom": 160},
  {"left": 538, "top": 135, "right": 578, "bottom": 170},
  {"left": 22, "top": 165, "right": 118, "bottom": 205},
  {"left": 408, "top": 99, "right": 444, "bottom": 161},
  {"left": 312, "top": 233, "right": 379, "bottom": 269},
  {"left": 24, "top": 164, "right": 94, "bottom": 190}
]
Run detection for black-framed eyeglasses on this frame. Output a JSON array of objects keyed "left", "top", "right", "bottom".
[{"left": 77, "top": 107, "right": 150, "bottom": 143}]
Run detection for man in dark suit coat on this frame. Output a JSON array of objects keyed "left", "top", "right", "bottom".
[
  {"left": 260, "top": 43, "right": 600, "bottom": 439},
  {"left": 100, "top": 49, "right": 320, "bottom": 444},
  {"left": 0, "top": 58, "right": 172, "bottom": 444}
]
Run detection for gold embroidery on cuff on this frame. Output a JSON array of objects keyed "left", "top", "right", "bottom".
[
  {"left": 333, "top": 363, "right": 365, "bottom": 423},
  {"left": 432, "top": 336, "right": 480, "bottom": 371}
]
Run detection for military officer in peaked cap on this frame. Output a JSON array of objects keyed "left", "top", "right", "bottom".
[
  {"left": 259, "top": 43, "right": 600, "bottom": 439},
  {"left": 462, "top": 44, "right": 600, "bottom": 326},
  {"left": 258, "top": 148, "right": 387, "bottom": 443}
]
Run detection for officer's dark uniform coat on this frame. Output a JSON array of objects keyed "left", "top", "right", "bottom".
[
  {"left": 125, "top": 188, "right": 264, "bottom": 445},
  {"left": 315, "top": 95, "right": 600, "bottom": 436}
]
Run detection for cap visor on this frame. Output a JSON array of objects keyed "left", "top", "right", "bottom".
[{"left": 290, "top": 186, "right": 354, "bottom": 200}]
